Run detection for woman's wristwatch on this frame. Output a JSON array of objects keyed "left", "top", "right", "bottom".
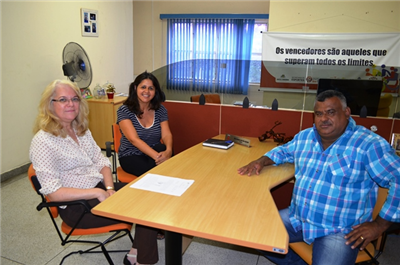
[{"left": 106, "top": 186, "right": 115, "bottom": 190}]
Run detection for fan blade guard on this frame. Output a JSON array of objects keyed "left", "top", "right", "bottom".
[{"left": 62, "top": 42, "right": 92, "bottom": 89}]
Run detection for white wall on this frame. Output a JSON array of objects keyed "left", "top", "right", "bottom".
[
  {"left": 1, "top": 1, "right": 133, "bottom": 175},
  {"left": 269, "top": 0, "right": 400, "bottom": 33}
]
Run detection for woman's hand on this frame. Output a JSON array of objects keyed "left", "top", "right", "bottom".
[
  {"left": 95, "top": 188, "right": 111, "bottom": 202},
  {"left": 106, "top": 189, "right": 116, "bottom": 197},
  {"left": 155, "top": 149, "right": 173, "bottom": 165}
]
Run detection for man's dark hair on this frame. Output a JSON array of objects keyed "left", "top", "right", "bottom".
[{"left": 315, "top": 90, "right": 347, "bottom": 110}]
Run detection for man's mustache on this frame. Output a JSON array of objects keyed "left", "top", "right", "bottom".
[{"left": 321, "top": 121, "right": 332, "bottom": 126}]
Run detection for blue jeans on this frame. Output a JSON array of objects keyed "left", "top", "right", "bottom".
[{"left": 259, "top": 208, "right": 359, "bottom": 265}]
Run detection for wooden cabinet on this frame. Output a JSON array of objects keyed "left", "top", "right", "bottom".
[{"left": 86, "top": 96, "right": 127, "bottom": 149}]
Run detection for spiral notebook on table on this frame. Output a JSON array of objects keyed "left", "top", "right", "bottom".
[{"left": 202, "top": 138, "right": 234, "bottom": 149}]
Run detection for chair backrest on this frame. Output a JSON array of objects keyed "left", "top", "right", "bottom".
[
  {"left": 28, "top": 164, "right": 59, "bottom": 218},
  {"left": 190, "top": 94, "right": 221, "bottom": 104},
  {"left": 371, "top": 187, "right": 388, "bottom": 249},
  {"left": 377, "top": 94, "right": 393, "bottom": 117},
  {"left": 372, "top": 187, "right": 388, "bottom": 219},
  {"left": 378, "top": 94, "right": 393, "bottom": 109},
  {"left": 28, "top": 163, "right": 41, "bottom": 195},
  {"left": 112, "top": 123, "right": 122, "bottom": 154}
]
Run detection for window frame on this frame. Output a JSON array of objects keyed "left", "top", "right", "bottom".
[{"left": 249, "top": 20, "right": 268, "bottom": 85}]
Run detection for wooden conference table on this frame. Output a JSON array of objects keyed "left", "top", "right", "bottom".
[{"left": 92, "top": 135, "right": 295, "bottom": 264}]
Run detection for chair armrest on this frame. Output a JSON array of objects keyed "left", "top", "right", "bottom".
[
  {"left": 37, "top": 199, "right": 91, "bottom": 212},
  {"left": 105, "top": 141, "right": 114, "bottom": 157}
]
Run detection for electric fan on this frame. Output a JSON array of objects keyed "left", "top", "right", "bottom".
[{"left": 62, "top": 42, "right": 93, "bottom": 89}]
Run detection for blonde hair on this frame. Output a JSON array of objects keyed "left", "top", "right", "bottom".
[{"left": 33, "top": 79, "right": 89, "bottom": 137}]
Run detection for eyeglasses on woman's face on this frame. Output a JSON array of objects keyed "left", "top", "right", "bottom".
[{"left": 51, "top": 97, "right": 81, "bottom": 105}]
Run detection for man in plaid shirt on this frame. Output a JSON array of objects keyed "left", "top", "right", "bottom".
[{"left": 238, "top": 90, "right": 400, "bottom": 265}]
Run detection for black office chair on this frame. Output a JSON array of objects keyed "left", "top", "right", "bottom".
[{"left": 28, "top": 164, "right": 134, "bottom": 264}]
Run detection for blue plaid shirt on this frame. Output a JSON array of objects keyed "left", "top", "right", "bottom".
[{"left": 266, "top": 117, "right": 400, "bottom": 244}]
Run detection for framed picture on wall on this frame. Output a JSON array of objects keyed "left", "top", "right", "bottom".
[
  {"left": 391, "top": 133, "right": 400, "bottom": 156},
  {"left": 81, "top": 8, "right": 98, "bottom": 37}
]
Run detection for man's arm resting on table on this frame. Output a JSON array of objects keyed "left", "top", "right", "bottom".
[{"left": 237, "top": 156, "right": 276, "bottom": 176}]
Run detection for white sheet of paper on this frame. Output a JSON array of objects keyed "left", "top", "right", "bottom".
[{"left": 130, "top": 173, "right": 194, "bottom": 196}]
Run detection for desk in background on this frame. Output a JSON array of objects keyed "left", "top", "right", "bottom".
[
  {"left": 92, "top": 135, "right": 295, "bottom": 264},
  {"left": 86, "top": 96, "right": 127, "bottom": 149}
]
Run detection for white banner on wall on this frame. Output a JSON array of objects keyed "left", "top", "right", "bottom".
[{"left": 261, "top": 32, "right": 400, "bottom": 93}]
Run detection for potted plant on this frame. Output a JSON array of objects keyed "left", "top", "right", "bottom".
[{"left": 105, "top": 83, "right": 116, "bottom": 99}]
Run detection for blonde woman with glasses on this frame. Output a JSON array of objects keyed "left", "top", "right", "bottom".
[{"left": 30, "top": 79, "right": 158, "bottom": 265}]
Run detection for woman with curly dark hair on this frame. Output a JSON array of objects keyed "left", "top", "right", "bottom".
[
  {"left": 116, "top": 71, "right": 173, "bottom": 264},
  {"left": 117, "top": 71, "right": 173, "bottom": 177}
]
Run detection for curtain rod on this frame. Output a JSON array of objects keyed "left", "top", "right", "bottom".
[{"left": 160, "top": 14, "right": 269, "bottom": 20}]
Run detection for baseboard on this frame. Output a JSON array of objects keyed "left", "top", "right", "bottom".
[{"left": 1, "top": 163, "right": 31, "bottom": 183}]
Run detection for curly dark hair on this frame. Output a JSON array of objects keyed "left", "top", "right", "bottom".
[{"left": 123, "top": 71, "right": 164, "bottom": 118}]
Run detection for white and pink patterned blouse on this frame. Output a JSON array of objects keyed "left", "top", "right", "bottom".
[{"left": 29, "top": 129, "right": 111, "bottom": 195}]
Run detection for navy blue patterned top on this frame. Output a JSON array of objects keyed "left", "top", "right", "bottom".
[{"left": 116, "top": 104, "right": 168, "bottom": 158}]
